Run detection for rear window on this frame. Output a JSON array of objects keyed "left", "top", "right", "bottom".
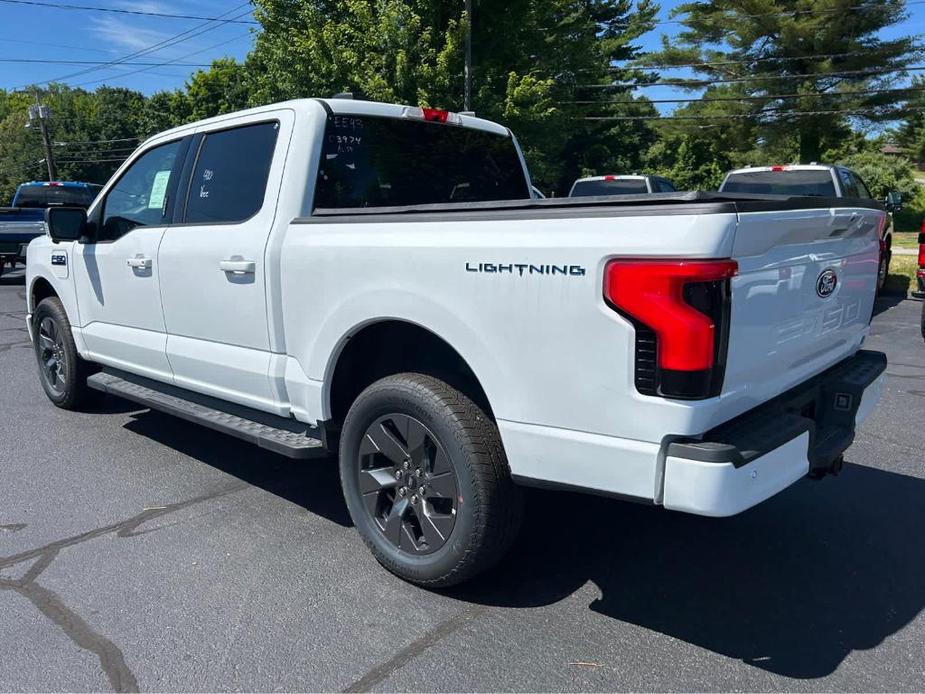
[
  {"left": 570, "top": 179, "right": 649, "bottom": 197},
  {"left": 313, "top": 115, "right": 528, "bottom": 209},
  {"left": 721, "top": 170, "right": 837, "bottom": 197},
  {"left": 13, "top": 185, "right": 98, "bottom": 209}
]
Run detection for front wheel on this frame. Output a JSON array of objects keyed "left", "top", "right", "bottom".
[
  {"left": 339, "top": 373, "right": 523, "bottom": 587},
  {"left": 33, "top": 297, "right": 100, "bottom": 409}
]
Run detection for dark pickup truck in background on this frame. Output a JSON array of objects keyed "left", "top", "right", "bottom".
[{"left": 0, "top": 181, "right": 100, "bottom": 277}]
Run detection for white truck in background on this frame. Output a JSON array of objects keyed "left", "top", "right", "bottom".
[
  {"left": 26, "top": 99, "right": 886, "bottom": 587},
  {"left": 719, "top": 164, "right": 903, "bottom": 292}
]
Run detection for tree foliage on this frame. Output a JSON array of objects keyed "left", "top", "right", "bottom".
[
  {"left": 646, "top": 0, "right": 921, "bottom": 163},
  {"left": 248, "top": 0, "right": 661, "bottom": 191}
]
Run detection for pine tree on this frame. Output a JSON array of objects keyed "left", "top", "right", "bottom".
[{"left": 645, "top": 0, "right": 921, "bottom": 163}]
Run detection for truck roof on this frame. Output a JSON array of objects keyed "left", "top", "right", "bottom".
[
  {"left": 573, "top": 174, "right": 649, "bottom": 182},
  {"left": 17, "top": 181, "right": 101, "bottom": 189},
  {"left": 141, "top": 98, "right": 510, "bottom": 149},
  {"left": 725, "top": 164, "right": 838, "bottom": 175}
]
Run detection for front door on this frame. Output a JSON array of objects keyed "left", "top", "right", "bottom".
[
  {"left": 74, "top": 138, "right": 187, "bottom": 381},
  {"left": 158, "top": 114, "right": 290, "bottom": 412}
]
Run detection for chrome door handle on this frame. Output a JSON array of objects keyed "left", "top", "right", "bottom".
[
  {"left": 219, "top": 258, "right": 256, "bottom": 274},
  {"left": 126, "top": 256, "right": 152, "bottom": 269}
]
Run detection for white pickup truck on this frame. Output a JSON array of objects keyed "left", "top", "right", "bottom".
[{"left": 26, "top": 99, "right": 887, "bottom": 587}]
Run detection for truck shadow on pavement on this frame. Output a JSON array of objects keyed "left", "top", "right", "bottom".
[
  {"left": 121, "top": 408, "right": 351, "bottom": 528},
  {"left": 117, "top": 406, "right": 922, "bottom": 681},
  {"left": 455, "top": 462, "right": 925, "bottom": 680}
]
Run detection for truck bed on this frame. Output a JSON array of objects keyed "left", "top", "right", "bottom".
[{"left": 305, "top": 191, "right": 886, "bottom": 222}]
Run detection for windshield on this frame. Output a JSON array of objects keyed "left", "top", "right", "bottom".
[
  {"left": 13, "top": 185, "right": 100, "bottom": 209},
  {"left": 721, "top": 170, "right": 837, "bottom": 197},
  {"left": 314, "top": 115, "right": 529, "bottom": 208},
  {"left": 570, "top": 179, "right": 648, "bottom": 197}
]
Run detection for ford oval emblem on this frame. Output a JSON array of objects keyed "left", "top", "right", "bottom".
[{"left": 816, "top": 269, "right": 838, "bottom": 298}]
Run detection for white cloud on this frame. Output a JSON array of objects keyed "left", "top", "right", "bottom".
[{"left": 90, "top": 15, "right": 176, "bottom": 53}]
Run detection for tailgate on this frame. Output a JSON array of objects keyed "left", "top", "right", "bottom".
[{"left": 723, "top": 205, "right": 884, "bottom": 404}]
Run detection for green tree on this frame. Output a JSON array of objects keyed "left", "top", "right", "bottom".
[
  {"left": 896, "top": 75, "right": 925, "bottom": 163},
  {"left": 645, "top": 0, "right": 920, "bottom": 163},
  {"left": 248, "top": 0, "right": 659, "bottom": 192},
  {"left": 186, "top": 58, "right": 251, "bottom": 121}
]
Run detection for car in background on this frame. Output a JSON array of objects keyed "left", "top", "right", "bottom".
[
  {"left": 0, "top": 181, "right": 101, "bottom": 277},
  {"left": 568, "top": 174, "right": 677, "bottom": 197},
  {"left": 719, "top": 164, "right": 902, "bottom": 292}
]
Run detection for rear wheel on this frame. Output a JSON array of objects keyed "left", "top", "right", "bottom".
[
  {"left": 33, "top": 297, "right": 100, "bottom": 409},
  {"left": 877, "top": 249, "right": 890, "bottom": 294},
  {"left": 339, "top": 373, "right": 523, "bottom": 587}
]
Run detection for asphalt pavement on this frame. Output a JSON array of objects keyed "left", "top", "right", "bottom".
[{"left": 1, "top": 265, "right": 924, "bottom": 692}]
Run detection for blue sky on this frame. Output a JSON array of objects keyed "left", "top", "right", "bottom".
[{"left": 0, "top": 0, "right": 922, "bottom": 113}]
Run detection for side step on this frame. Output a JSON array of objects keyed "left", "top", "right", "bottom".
[{"left": 87, "top": 369, "right": 327, "bottom": 459}]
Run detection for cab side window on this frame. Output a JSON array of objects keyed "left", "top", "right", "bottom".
[
  {"left": 183, "top": 122, "right": 279, "bottom": 224},
  {"left": 850, "top": 171, "right": 872, "bottom": 199},
  {"left": 838, "top": 168, "right": 860, "bottom": 198},
  {"left": 100, "top": 140, "right": 182, "bottom": 241}
]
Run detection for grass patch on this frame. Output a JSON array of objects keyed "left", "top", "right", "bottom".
[
  {"left": 893, "top": 232, "right": 920, "bottom": 250},
  {"left": 884, "top": 254, "right": 919, "bottom": 296}
]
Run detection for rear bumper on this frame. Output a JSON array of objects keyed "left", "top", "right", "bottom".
[{"left": 663, "top": 350, "right": 886, "bottom": 516}]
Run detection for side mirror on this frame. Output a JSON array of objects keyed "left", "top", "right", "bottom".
[
  {"left": 45, "top": 206, "right": 87, "bottom": 242},
  {"left": 885, "top": 191, "right": 903, "bottom": 212}
]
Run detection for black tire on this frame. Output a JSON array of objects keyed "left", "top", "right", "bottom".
[
  {"left": 339, "top": 373, "right": 523, "bottom": 587},
  {"left": 877, "top": 250, "right": 890, "bottom": 294},
  {"left": 920, "top": 300, "right": 924, "bottom": 342},
  {"left": 33, "top": 297, "right": 100, "bottom": 410}
]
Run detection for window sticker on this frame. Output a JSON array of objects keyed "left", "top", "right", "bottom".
[{"left": 148, "top": 170, "right": 172, "bottom": 209}]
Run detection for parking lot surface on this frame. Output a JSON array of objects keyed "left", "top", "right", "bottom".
[{"left": 1, "top": 266, "right": 924, "bottom": 692}]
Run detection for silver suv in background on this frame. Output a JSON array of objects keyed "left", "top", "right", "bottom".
[
  {"left": 569, "top": 174, "right": 677, "bottom": 197},
  {"left": 719, "top": 164, "right": 902, "bottom": 292}
]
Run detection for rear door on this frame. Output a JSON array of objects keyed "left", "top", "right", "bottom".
[
  {"left": 157, "top": 111, "right": 293, "bottom": 412},
  {"left": 723, "top": 204, "right": 885, "bottom": 402}
]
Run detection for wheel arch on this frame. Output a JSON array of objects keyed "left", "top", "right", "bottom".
[
  {"left": 325, "top": 318, "right": 495, "bottom": 425},
  {"left": 29, "top": 275, "right": 59, "bottom": 313}
]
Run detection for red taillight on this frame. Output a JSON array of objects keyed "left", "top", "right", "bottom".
[
  {"left": 604, "top": 259, "right": 738, "bottom": 399},
  {"left": 918, "top": 231, "right": 925, "bottom": 269},
  {"left": 770, "top": 166, "right": 786, "bottom": 172},
  {"left": 604, "top": 175, "right": 617, "bottom": 181},
  {"left": 421, "top": 108, "right": 449, "bottom": 123}
]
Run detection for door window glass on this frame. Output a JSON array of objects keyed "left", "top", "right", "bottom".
[
  {"left": 100, "top": 140, "right": 182, "bottom": 240},
  {"left": 184, "top": 122, "right": 279, "bottom": 224},
  {"left": 838, "top": 168, "right": 860, "bottom": 197},
  {"left": 850, "top": 171, "right": 871, "bottom": 198}
]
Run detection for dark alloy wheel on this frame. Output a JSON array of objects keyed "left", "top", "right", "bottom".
[
  {"left": 359, "top": 414, "right": 459, "bottom": 555},
  {"left": 37, "top": 315, "right": 69, "bottom": 397},
  {"left": 32, "top": 297, "right": 100, "bottom": 410},
  {"left": 339, "top": 373, "right": 523, "bottom": 587}
]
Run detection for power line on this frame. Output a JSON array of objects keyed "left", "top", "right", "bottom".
[
  {"left": 566, "top": 85, "right": 925, "bottom": 106},
  {"left": 583, "top": 106, "right": 925, "bottom": 121},
  {"left": 0, "top": 0, "right": 258, "bottom": 24},
  {"left": 0, "top": 58, "right": 212, "bottom": 66},
  {"left": 620, "top": 49, "right": 925, "bottom": 71},
  {"left": 19, "top": 2, "right": 252, "bottom": 88},
  {"left": 583, "top": 65, "right": 925, "bottom": 89},
  {"left": 71, "top": 32, "right": 251, "bottom": 88},
  {"left": 648, "top": 0, "right": 925, "bottom": 27}
]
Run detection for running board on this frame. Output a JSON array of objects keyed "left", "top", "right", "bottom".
[{"left": 87, "top": 369, "right": 326, "bottom": 459}]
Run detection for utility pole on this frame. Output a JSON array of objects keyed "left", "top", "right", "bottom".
[
  {"left": 28, "top": 95, "right": 56, "bottom": 181},
  {"left": 464, "top": 0, "right": 472, "bottom": 112}
]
